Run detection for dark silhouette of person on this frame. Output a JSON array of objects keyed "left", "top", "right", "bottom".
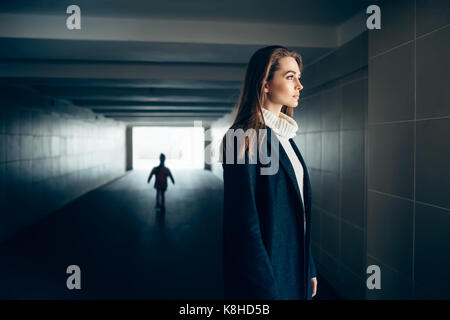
[{"left": 147, "top": 153, "right": 175, "bottom": 209}]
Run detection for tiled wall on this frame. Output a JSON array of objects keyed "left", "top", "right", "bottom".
[
  {"left": 0, "top": 85, "right": 127, "bottom": 244},
  {"left": 367, "top": 0, "right": 450, "bottom": 299},
  {"left": 296, "top": 32, "right": 368, "bottom": 299}
]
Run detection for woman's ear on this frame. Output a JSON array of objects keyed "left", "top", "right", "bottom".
[{"left": 263, "top": 81, "right": 271, "bottom": 94}]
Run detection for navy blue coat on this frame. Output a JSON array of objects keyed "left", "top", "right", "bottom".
[{"left": 222, "top": 126, "right": 317, "bottom": 300}]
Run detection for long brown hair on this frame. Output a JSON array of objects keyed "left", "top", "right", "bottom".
[{"left": 221, "top": 45, "right": 303, "bottom": 162}]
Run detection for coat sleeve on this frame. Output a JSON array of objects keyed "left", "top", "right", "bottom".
[{"left": 222, "top": 146, "right": 279, "bottom": 300}]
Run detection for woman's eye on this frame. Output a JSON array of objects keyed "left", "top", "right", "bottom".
[{"left": 287, "top": 75, "right": 301, "bottom": 81}]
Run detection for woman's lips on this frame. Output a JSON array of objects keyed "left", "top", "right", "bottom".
[{"left": 293, "top": 95, "right": 299, "bottom": 99}]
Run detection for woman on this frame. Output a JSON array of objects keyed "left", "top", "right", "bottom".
[{"left": 220, "top": 46, "right": 317, "bottom": 300}]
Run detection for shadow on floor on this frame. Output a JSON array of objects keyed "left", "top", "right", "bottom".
[{"left": 0, "top": 169, "right": 224, "bottom": 299}]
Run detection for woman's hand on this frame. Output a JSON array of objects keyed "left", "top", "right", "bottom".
[{"left": 311, "top": 277, "right": 317, "bottom": 298}]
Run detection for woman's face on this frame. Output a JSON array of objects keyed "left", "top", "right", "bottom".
[{"left": 263, "top": 56, "right": 303, "bottom": 108}]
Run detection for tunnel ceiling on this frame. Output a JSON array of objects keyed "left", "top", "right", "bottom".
[{"left": 0, "top": 0, "right": 371, "bottom": 127}]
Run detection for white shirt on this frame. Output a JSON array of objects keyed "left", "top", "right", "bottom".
[{"left": 261, "top": 107, "right": 306, "bottom": 215}]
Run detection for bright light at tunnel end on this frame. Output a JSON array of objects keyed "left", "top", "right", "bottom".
[{"left": 133, "top": 121, "right": 205, "bottom": 170}]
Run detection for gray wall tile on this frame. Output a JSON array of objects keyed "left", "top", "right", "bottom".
[
  {"left": 416, "top": 118, "right": 450, "bottom": 209},
  {"left": 4, "top": 109, "right": 21, "bottom": 134},
  {"left": 309, "top": 168, "right": 322, "bottom": 206},
  {"left": 0, "top": 134, "right": 5, "bottom": 162},
  {"left": 416, "top": 26, "right": 450, "bottom": 119},
  {"left": 6, "top": 135, "right": 20, "bottom": 162},
  {"left": 306, "top": 132, "right": 321, "bottom": 169},
  {"left": 303, "top": 96, "right": 321, "bottom": 133},
  {"left": 341, "top": 129, "right": 365, "bottom": 182},
  {"left": 368, "top": 122, "right": 414, "bottom": 199},
  {"left": 415, "top": 203, "right": 450, "bottom": 299},
  {"left": 20, "top": 108, "right": 33, "bottom": 135},
  {"left": 321, "top": 212, "right": 339, "bottom": 261},
  {"left": 338, "top": 264, "right": 366, "bottom": 299},
  {"left": 341, "top": 175, "right": 365, "bottom": 228},
  {"left": 342, "top": 79, "right": 367, "bottom": 130},
  {"left": 0, "top": 162, "right": 5, "bottom": 205},
  {"left": 311, "top": 205, "right": 321, "bottom": 244},
  {"left": 341, "top": 221, "right": 365, "bottom": 276},
  {"left": 293, "top": 133, "right": 306, "bottom": 155},
  {"left": 414, "top": 282, "right": 448, "bottom": 299},
  {"left": 366, "top": 256, "right": 413, "bottom": 299},
  {"left": 368, "top": 0, "right": 414, "bottom": 57},
  {"left": 321, "top": 86, "right": 342, "bottom": 131},
  {"left": 322, "top": 131, "right": 339, "bottom": 173},
  {"left": 318, "top": 249, "right": 340, "bottom": 290},
  {"left": 322, "top": 171, "right": 340, "bottom": 216},
  {"left": 294, "top": 99, "right": 308, "bottom": 134},
  {"left": 335, "top": 32, "right": 368, "bottom": 77},
  {"left": 369, "top": 43, "right": 414, "bottom": 123},
  {"left": 20, "top": 135, "right": 33, "bottom": 160},
  {"left": 416, "top": 0, "right": 450, "bottom": 36},
  {"left": 367, "top": 191, "right": 413, "bottom": 278},
  {"left": 0, "top": 110, "right": 5, "bottom": 134}
]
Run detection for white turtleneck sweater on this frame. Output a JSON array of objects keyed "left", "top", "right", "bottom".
[{"left": 261, "top": 107, "right": 306, "bottom": 214}]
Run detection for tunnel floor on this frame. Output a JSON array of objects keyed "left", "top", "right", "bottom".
[
  {"left": 0, "top": 169, "right": 224, "bottom": 299},
  {"left": 0, "top": 168, "right": 340, "bottom": 300}
]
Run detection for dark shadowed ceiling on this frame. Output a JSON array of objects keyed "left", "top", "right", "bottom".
[{"left": 0, "top": 0, "right": 372, "bottom": 126}]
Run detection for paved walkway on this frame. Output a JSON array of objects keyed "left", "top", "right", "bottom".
[{"left": 0, "top": 169, "right": 224, "bottom": 299}]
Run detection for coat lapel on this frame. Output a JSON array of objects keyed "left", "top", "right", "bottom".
[
  {"left": 289, "top": 138, "right": 312, "bottom": 224},
  {"left": 265, "top": 127, "right": 309, "bottom": 218},
  {"left": 264, "top": 127, "right": 312, "bottom": 298},
  {"left": 289, "top": 137, "right": 313, "bottom": 296}
]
